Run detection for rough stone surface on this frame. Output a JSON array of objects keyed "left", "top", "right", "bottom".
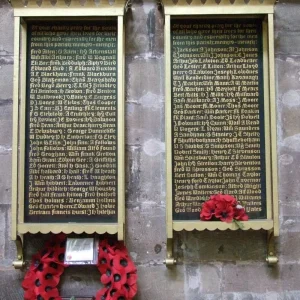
[
  {"left": 174, "top": 230, "right": 266, "bottom": 263},
  {"left": 0, "top": 152, "right": 12, "bottom": 205},
  {"left": 0, "top": 66, "right": 13, "bottom": 100},
  {"left": 0, "top": 100, "right": 13, "bottom": 149},
  {"left": 0, "top": 268, "right": 24, "bottom": 300},
  {"left": 0, "top": 1, "right": 14, "bottom": 54},
  {"left": 1, "top": 0, "right": 300, "bottom": 299}
]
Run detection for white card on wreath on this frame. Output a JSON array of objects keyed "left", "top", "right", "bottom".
[{"left": 64, "top": 237, "right": 97, "bottom": 265}]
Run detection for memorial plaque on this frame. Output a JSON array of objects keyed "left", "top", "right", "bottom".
[
  {"left": 171, "top": 18, "right": 266, "bottom": 220},
  {"left": 25, "top": 21, "right": 118, "bottom": 223}
]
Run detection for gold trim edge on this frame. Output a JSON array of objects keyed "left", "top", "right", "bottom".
[
  {"left": 10, "top": 0, "right": 126, "bottom": 8},
  {"left": 173, "top": 220, "right": 274, "bottom": 231},
  {"left": 17, "top": 223, "right": 120, "bottom": 235},
  {"left": 162, "top": 0, "right": 276, "bottom": 6}
]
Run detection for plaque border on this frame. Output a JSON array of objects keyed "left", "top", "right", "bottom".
[
  {"left": 11, "top": 5, "right": 126, "bottom": 241},
  {"left": 164, "top": 2, "right": 279, "bottom": 242}
]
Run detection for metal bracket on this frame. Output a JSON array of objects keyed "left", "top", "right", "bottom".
[
  {"left": 13, "top": 235, "right": 25, "bottom": 269},
  {"left": 164, "top": 238, "right": 176, "bottom": 266},
  {"left": 266, "top": 230, "right": 278, "bottom": 265}
]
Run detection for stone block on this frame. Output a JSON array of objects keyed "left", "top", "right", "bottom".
[
  {"left": 0, "top": 1, "right": 14, "bottom": 54},
  {"left": 126, "top": 57, "right": 164, "bottom": 101},
  {"left": 184, "top": 264, "right": 221, "bottom": 296},
  {"left": 278, "top": 150, "right": 300, "bottom": 217},
  {"left": 281, "top": 216, "right": 300, "bottom": 233},
  {"left": 126, "top": 206, "right": 166, "bottom": 264},
  {"left": 281, "top": 291, "right": 300, "bottom": 299},
  {"left": 126, "top": 101, "right": 164, "bottom": 145},
  {"left": 275, "top": 33, "right": 300, "bottom": 56},
  {"left": 125, "top": 4, "right": 164, "bottom": 56},
  {"left": 0, "top": 64, "right": 13, "bottom": 100},
  {"left": 222, "top": 263, "right": 283, "bottom": 293},
  {"left": 0, "top": 100, "right": 13, "bottom": 147},
  {"left": 276, "top": 57, "right": 300, "bottom": 98},
  {"left": 126, "top": 143, "right": 165, "bottom": 208},
  {"left": 139, "top": 147, "right": 165, "bottom": 206},
  {"left": 0, "top": 151, "right": 12, "bottom": 205},
  {"left": 280, "top": 264, "right": 300, "bottom": 291},
  {"left": 0, "top": 268, "right": 24, "bottom": 300},
  {"left": 5, "top": 205, "right": 16, "bottom": 265},
  {"left": 222, "top": 292, "right": 266, "bottom": 300},
  {"left": 275, "top": 3, "right": 300, "bottom": 32},
  {"left": 0, "top": 207, "right": 6, "bottom": 262},
  {"left": 174, "top": 230, "right": 266, "bottom": 263},
  {"left": 135, "top": 265, "right": 185, "bottom": 300},
  {"left": 125, "top": 145, "right": 142, "bottom": 208},
  {"left": 278, "top": 232, "right": 300, "bottom": 262},
  {"left": 275, "top": 57, "right": 300, "bottom": 142}
]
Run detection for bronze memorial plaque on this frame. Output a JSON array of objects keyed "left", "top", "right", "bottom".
[
  {"left": 25, "top": 21, "right": 118, "bottom": 222},
  {"left": 171, "top": 18, "right": 266, "bottom": 220}
]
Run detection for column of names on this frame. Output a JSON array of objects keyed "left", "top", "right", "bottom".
[
  {"left": 26, "top": 22, "right": 118, "bottom": 222},
  {"left": 171, "top": 19, "right": 266, "bottom": 220}
]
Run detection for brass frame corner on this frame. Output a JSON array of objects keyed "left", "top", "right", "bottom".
[
  {"left": 12, "top": 235, "right": 25, "bottom": 270},
  {"left": 164, "top": 238, "right": 176, "bottom": 266},
  {"left": 266, "top": 230, "right": 278, "bottom": 265}
]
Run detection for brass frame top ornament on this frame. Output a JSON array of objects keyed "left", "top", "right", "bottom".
[
  {"left": 162, "top": 0, "right": 276, "bottom": 5},
  {"left": 161, "top": 0, "right": 276, "bottom": 14},
  {"left": 10, "top": 0, "right": 127, "bottom": 16}
]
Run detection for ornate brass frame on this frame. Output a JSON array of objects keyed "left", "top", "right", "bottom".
[
  {"left": 10, "top": 0, "right": 127, "bottom": 269},
  {"left": 163, "top": 0, "right": 278, "bottom": 265}
]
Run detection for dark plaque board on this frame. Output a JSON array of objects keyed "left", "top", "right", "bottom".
[
  {"left": 25, "top": 21, "right": 118, "bottom": 223},
  {"left": 171, "top": 18, "right": 266, "bottom": 220}
]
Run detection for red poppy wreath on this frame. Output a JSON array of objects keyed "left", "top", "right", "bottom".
[
  {"left": 22, "top": 234, "right": 138, "bottom": 300},
  {"left": 200, "top": 194, "right": 249, "bottom": 228}
]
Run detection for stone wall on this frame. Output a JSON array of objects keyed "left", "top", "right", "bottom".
[{"left": 1, "top": 0, "right": 300, "bottom": 299}]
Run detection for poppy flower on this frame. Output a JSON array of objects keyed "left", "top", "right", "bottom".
[
  {"left": 111, "top": 269, "right": 127, "bottom": 290},
  {"left": 38, "top": 261, "right": 64, "bottom": 277},
  {"left": 234, "top": 206, "right": 249, "bottom": 221},
  {"left": 200, "top": 199, "right": 216, "bottom": 220},
  {"left": 114, "top": 242, "right": 129, "bottom": 257},
  {"left": 98, "top": 249, "right": 112, "bottom": 274},
  {"left": 106, "top": 286, "right": 128, "bottom": 300},
  {"left": 215, "top": 201, "right": 234, "bottom": 223},
  {"left": 24, "top": 288, "right": 36, "bottom": 300},
  {"left": 101, "top": 268, "right": 113, "bottom": 285},
  {"left": 126, "top": 273, "right": 137, "bottom": 286},
  {"left": 112, "top": 254, "right": 136, "bottom": 273},
  {"left": 22, "top": 269, "right": 36, "bottom": 290},
  {"left": 35, "top": 270, "right": 60, "bottom": 288},
  {"left": 43, "top": 244, "right": 66, "bottom": 266},
  {"left": 35, "top": 285, "right": 60, "bottom": 300},
  {"left": 96, "top": 288, "right": 109, "bottom": 300},
  {"left": 124, "top": 282, "right": 137, "bottom": 299},
  {"left": 29, "top": 250, "right": 50, "bottom": 272},
  {"left": 99, "top": 240, "right": 114, "bottom": 254},
  {"left": 222, "top": 194, "right": 237, "bottom": 206}
]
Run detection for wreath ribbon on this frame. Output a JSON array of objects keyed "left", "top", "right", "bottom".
[{"left": 22, "top": 234, "right": 138, "bottom": 300}]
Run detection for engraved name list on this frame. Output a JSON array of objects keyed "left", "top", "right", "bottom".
[
  {"left": 25, "top": 21, "right": 118, "bottom": 222},
  {"left": 171, "top": 19, "right": 266, "bottom": 220}
]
